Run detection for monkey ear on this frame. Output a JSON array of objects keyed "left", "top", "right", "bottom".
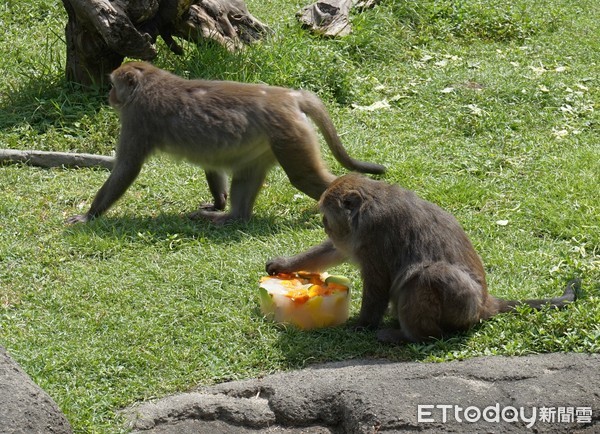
[
  {"left": 342, "top": 191, "right": 361, "bottom": 210},
  {"left": 342, "top": 190, "right": 363, "bottom": 220},
  {"left": 124, "top": 71, "right": 138, "bottom": 87},
  {"left": 118, "top": 67, "right": 142, "bottom": 89}
]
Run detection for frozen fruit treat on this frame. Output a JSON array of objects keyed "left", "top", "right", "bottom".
[{"left": 259, "top": 272, "right": 351, "bottom": 329}]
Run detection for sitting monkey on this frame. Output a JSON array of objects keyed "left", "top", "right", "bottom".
[
  {"left": 67, "top": 62, "right": 385, "bottom": 225},
  {"left": 267, "top": 173, "right": 578, "bottom": 343}
]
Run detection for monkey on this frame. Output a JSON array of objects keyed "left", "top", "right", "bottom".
[
  {"left": 66, "top": 62, "right": 385, "bottom": 225},
  {"left": 266, "top": 173, "right": 579, "bottom": 344}
]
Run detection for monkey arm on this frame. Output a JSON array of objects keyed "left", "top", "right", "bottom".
[
  {"left": 66, "top": 157, "right": 144, "bottom": 224},
  {"left": 87, "top": 158, "right": 145, "bottom": 219},
  {"left": 266, "top": 239, "right": 347, "bottom": 275},
  {"left": 352, "top": 260, "right": 393, "bottom": 329},
  {"left": 355, "top": 277, "right": 390, "bottom": 329}
]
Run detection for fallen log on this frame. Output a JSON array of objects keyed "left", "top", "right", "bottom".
[{"left": 0, "top": 149, "right": 114, "bottom": 170}]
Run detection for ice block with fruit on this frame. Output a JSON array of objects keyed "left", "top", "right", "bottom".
[{"left": 259, "top": 272, "right": 351, "bottom": 329}]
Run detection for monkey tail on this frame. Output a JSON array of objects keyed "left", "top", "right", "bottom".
[
  {"left": 486, "top": 278, "right": 581, "bottom": 316},
  {"left": 299, "top": 91, "right": 386, "bottom": 175}
]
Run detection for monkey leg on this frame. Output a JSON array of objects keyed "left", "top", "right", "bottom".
[
  {"left": 355, "top": 280, "right": 392, "bottom": 330},
  {"left": 189, "top": 170, "right": 229, "bottom": 218},
  {"left": 378, "top": 263, "right": 484, "bottom": 344},
  {"left": 205, "top": 170, "right": 228, "bottom": 210},
  {"left": 271, "top": 138, "right": 336, "bottom": 200},
  {"left": 191, "top": 163, "right": 269, "bottom": 224},
  {"left": 227, "top": 164, "right": 271, "bottom": 221}
]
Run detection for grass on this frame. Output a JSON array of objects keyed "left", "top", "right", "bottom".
[{"left": 1, "top": 0, "right": 599, "bottom": 432}]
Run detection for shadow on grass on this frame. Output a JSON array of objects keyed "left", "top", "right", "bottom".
[
  {"left": 0, "top": 77, "right": 106, "bottom": 134},
  {"left": 268, "top": 314, "right": 477, "bottom": 368},
  {"left": 63, "top": 209, "right": 320, "bottom": 244}
]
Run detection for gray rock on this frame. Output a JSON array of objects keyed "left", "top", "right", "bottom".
[
  {"left": 0, "top": 346, "right": 72, "bottom": 434},
  {"left": 124, "top": 353, "right": 599, "bottom": 433}
]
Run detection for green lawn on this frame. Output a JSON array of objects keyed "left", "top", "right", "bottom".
[{"left": 1, "top": 1, "right": 599, "bottom": 432}]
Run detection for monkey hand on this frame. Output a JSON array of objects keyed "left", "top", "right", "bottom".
[
  {"left": 265, "top": 257, "right": 292, "bottom": 275},
  {"left": 65, "top": 214, "right": 90, "bottom": 224}
]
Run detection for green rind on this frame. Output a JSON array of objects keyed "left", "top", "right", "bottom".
[
  {"left": 325, "top": 275, "right": 351, "bottom": 288},
  {"left": 258, "top": 286, "right": 275, "bottom": 316}
]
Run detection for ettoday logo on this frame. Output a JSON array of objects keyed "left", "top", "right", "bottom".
[{"left": 417, "top": 404, "right": 593, "bottom": 428}]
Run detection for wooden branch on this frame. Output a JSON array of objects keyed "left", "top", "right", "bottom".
[
  {"left": 0, "top": 150, "right": 114, "bottom": 170},
  {"left": 354, "top": 0, "right": 380, "bottom": 10},
  {"left": 297, "top": 0, "right": 353, "bottom": 37},
  {"left": 297, "top": 0, "right": 380, "bottom": 37},
  {"left": 175, "top": 0, "right": 271, "bottom": 51}
]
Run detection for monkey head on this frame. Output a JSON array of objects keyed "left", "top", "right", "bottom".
[
  {"left": 319, "top": 174, "right": 378, "bottom": 253},
  {"left": 108, "top": 62, "right": 147, "bottom": 110}
]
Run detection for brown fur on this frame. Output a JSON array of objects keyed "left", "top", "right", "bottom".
[
  {"left": 66, "top": 62, "right": 385, "bottom": 225},
  {"left": 266, "top": 174, "right": 578, "bottom": 343}
]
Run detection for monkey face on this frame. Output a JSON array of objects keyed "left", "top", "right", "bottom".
[
  {"left": 320, "top": 196, "right": 348, "bottom": 240},
  {"left": 319, "top": 181, "right": 364, "bottom": 251},
  {"left": 321, "top": 210, "right": 350, "bottom": 251},
  {"left": 108, "top": 75, "right": 129, "bottom": 109},
  {"left": 108, "top": 63, "right": 145, "bottom": 109},
  {"left": 108, "top": 87, "right": 121, "bottom": 108}
]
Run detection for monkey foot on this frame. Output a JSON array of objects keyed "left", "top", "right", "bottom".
[
  {"left": 350, "top": 322, "right": 379, "bottom": 333},
  {"left": 376, "top": 328, "right": 409, "bottom": 344},
  {"left": 188, "top": 209, "right": 240, "bottom": 225},
  {"left": 65, "top": 214, "right": 90, "bottom": 224},
  {"left": 188, "top": 204, "right": 222, "bottom": 221},
  {"left": 193, "top": 203, "right": 222, "bottom": 212}
]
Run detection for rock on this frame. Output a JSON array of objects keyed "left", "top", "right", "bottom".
[
  {"left": 123, "top": 353, "right": 599, "bottom": 433},
  {"left": 0, "top": 346, "right": 72, "bottom": 434}
]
